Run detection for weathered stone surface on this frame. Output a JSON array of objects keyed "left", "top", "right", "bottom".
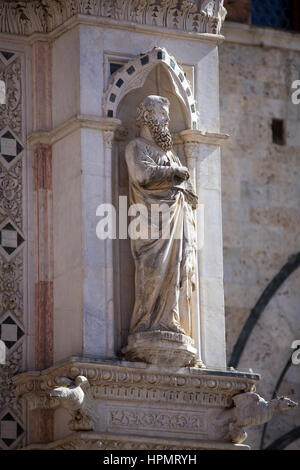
[
  {"left": 219, "top": 31, "right": 300, "bottom": 450},
  {"left": 14, "top": 358, "right": 261, "bottom": 448}
]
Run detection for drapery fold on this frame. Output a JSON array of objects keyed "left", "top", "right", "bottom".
[{"left": 125, "top": 137, "right": 197, "bottom": 337}]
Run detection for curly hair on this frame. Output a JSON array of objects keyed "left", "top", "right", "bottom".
[{"left": 136, "top": 95, "right": 170, "bottom": 128}]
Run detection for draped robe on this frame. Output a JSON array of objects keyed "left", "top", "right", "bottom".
[{"left": 125, "top": 137, "right": 197, "bottom": 337}]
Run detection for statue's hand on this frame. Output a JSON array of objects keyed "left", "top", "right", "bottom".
[{"left": 174, "top": 166, "right": 189, "bottom": 181}]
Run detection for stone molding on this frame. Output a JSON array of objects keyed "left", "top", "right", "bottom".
[
  {"left": 23, "top": 431, "right": 250, "bottom": 450},
  {"left": 178, "top": 129, "right": 229, "bottom": 146},
  {"left": 27, "top": 115, "right": 228, "bottom": 149},
  {"left": 14, "top": 358, "right": 259, "bottom": 411},
  {"left": 0, "top": 1, "right": 226, "bottom": 37},
  {"left": 27, "top": 115, "right": 121, "bottom": 147},
  {"left": 13, "top": 360, "right": 265, "bottom": 447},
  {"left": 223, "top": 21, "right": 300, "bottom": 53}
]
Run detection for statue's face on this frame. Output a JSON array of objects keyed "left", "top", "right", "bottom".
[
  {"left": 139, "top": 97, "right": 173, "bottom": 152},
  {"left": 152, "top": 101, "right": 170, "bottom": 129}
]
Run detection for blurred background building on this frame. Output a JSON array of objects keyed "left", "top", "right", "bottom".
[{"left": 221, "top": 0, "right": 300, "bottom": 450}]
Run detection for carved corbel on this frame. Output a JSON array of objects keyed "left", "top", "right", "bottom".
[
  {"left": 215, "top": 392, "right": 298, "bottom": 444},
  {"left": 49, "top": 375, "right": 96, "bottom": 432}
]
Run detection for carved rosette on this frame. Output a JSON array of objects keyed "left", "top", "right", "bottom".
[{"left": 0, "top": 1, "right": 226, "bottom": 36}]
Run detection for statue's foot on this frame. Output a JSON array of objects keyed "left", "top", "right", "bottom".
[{"left": 122, "top": 329, "right": 197, "bottom": 367}]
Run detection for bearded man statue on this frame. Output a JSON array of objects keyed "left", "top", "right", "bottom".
[{"left": 122, "top": 95, "right": 199, "bottom": 367}]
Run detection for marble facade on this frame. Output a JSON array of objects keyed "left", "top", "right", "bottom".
[{"left": 0, "top": 0, "right": 297, "bottom": 450}]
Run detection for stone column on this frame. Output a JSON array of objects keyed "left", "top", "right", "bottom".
[
  {"left": 180, "top": 129, "right": 229, "bottom": 370},
  {"left": 31, "top": 41, "right": 54, "bottom": 444},
  {"left": 33, "top": 143, "right": 53, "bottom": 370},
  {"left": 180, "top": 139, "right": 203, "bottom": 365}
]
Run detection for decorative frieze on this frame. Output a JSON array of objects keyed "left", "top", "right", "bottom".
[
  {"left": 108, "top": 407, "right": 207, "bottom": 435},
  {"left": 0, "top": 160, "right": 22, "bottom": 227},
  {"left": 0, "top": 53, "right": 22, "bottom": 137},
  {"left": 0, "top": 1, "right": 226, "bottom": 36},
  {"left": 88, "top": 383, "right": 231, "bottom": 407},
  {"left": 14, "top": 359, "right": 259, "bottom": 410},
  {"left": 0, "top": 49, "right": 26, "bottom": 450}
]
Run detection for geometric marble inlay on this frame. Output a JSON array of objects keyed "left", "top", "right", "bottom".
[
  {"left": 0, "top": 315, "right": 24, "bottom": 351},
  {"left": 0, "top": 51, "right": 15, "bottom": 66},
  {"left": 0, "top": 411, "right": 24, "bottom": 449},
  {"left": 0, "top": 218, "right": 25, "bottom": 261},
  {"left": 0, "top": 128, "right": 24, "bottom": 169}
]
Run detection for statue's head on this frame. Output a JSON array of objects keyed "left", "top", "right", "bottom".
[
  {"left": 273, "top": 396, "right": 298, "bottom": 412},
  {"left": 136, "top": 95, "right": 173, "bottom": 152}
]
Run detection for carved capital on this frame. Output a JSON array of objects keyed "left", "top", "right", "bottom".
[
  {"left": 103, "top": 130, "right": 114, "bottom": 151},
  {"left": 183, "top": 141, "right": 200, "bottom": 161}
]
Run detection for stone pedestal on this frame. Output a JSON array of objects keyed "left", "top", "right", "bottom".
[
  {"left": 14, "top": 357, "right": 259, "bottom": 450},
  {"left": 122, "top": 331, "right": 198, "bottom": 367}
]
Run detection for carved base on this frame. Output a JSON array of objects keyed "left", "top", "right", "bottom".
[
  {"left": 14, "top": 357, "right": 261, "bottom": 450},
  {"left": 122, "top": 330, "right": 198, "bottom": 367}
]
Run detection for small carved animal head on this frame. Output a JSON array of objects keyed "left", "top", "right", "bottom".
[
  {"left": 274, "top": 396, "right": 298, "bottom": 412},
  {"left": 49, "top": 385, "right": 70, "bottom": 399},
  {"left": 49, "top": 376, "right": 89, "bottom": 399}
]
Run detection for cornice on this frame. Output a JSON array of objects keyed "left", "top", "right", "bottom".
[
  {"left": 28, "top": 118, "right": 230, "bottom": 148},
  {"left": 0, "top": 0, "right": 226, "bottom": 38},
  {"left": 223, "top": 21, "right": 300, "bottom": 53},
  {"left": 14, "top": 357, "right": 260, "bottom": 407},
  {"left": 176, "top": 129, "right": 229, "bottom": 145},
  {"left": 27, "top": 115, "right": 121, "bottom": 147}
]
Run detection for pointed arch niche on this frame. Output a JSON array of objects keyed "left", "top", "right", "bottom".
[
  {"left": 103, "top": 47, "right": 201, "bottom": 355},
  {"left": 103, "top": 47, "right": 198, "bottom": 129}
]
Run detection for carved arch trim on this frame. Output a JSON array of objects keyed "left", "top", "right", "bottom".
[{"left": 103, "top": 47, "right": 198, "bottom": 130}]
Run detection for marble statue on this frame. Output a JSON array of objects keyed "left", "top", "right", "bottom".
[{"left": 123, "top": 95, "right": 199, "bottom": 366}]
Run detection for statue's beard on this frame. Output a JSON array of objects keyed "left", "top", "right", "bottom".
[{"left": 148, "top": 120, "right": 173, "bottom": 152}]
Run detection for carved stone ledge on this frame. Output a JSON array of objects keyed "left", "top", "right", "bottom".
[
  {"left": 13, "top": 359, "right": 266, "bottom": 447},
  {"left": 14, "top": 358, "right": 259, "bottom": 410},
  {"left": 0, "top": 1, "right": 227, "bottom": 37},
  {"left": 23, "top": 431, "right": 250, "bottom": 451},
  {"left": 176, "top": 129, "right": 229, "bottom": 146},
  {"left": 27, "top": 115, "right": 121, "bottom": 147}
]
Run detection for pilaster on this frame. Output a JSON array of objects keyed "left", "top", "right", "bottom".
[{"left": 180, "top": 129, "right": 229, "bottom": 369}]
